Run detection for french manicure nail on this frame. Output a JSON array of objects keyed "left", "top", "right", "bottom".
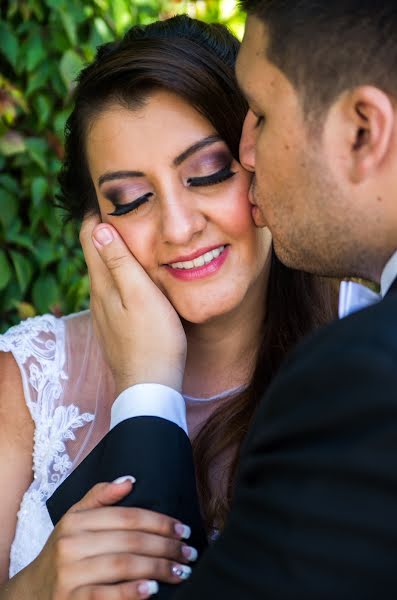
[
  {"left": 137, "top": 580, "right": 159, "bottom": 597},
  {"left": 172, "top": 564, "right": 192, "bottom": 580},
  {"left": 93, "top": 227, "right": 114, "bottom": 246},
  {"left": 112, "top": 475, "right": 136, "bottom": 484},
  {"left": 174, "top": 523, "right": 191, "bottom": 539},
  {"left": 181, "top": 545, "right": 198, "bottom": 562}
]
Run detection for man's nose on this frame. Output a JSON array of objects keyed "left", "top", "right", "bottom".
[
  {"left": 239, "top": 110, "right": 257, "bottom": 173},
  {"left": 161, "top": 194, "right": 206, "bottom": 246}
]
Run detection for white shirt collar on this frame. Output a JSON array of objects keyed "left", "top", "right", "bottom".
[
  {"left": 380, "top": 249, "right": 397, "bottom": 297},
  {"left": 339, "top": 248, "right": 397, "bottom": 319}
]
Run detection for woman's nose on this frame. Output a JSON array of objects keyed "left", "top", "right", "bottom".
[
  {"left": 239, "top": 110, "right": 257, "bottom": 173},
  {"left": 160, "top": 195, "right": 206, "bottom": 245}
]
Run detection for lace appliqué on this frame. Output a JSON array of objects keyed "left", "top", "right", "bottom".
[{"left": 0, "top": 315, "right": 95, "bottom": 577}]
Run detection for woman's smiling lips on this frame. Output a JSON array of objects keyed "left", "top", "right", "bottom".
[{"left": 164, "top": 244, "right": 229, "bottom": 281}]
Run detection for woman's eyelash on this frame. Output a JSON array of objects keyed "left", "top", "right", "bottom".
[
  {"left": 187, "top": 164, "right": 236, "bottom": 187},
  {"left": 108, "top": 192, "right": 153, "bottom": 216},
  {"left": 107, "top": 164, "right": 236, "bottom": 217}
]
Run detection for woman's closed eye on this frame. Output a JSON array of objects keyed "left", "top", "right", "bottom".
[
  {"left": 187, "top": 163, "right": 236, "bottom": 187},
  {"left": 107, "top": 192, "right": 153, "bottom": 217},
  {"left": 105, "top": 162, "right": 236, "bottom": 217}
]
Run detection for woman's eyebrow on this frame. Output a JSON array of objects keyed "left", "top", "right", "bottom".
[
  {"left": 98, "top": 170, "right": 144, "bottom": 187},
  {"left": 97, "top": 135, "right": 222, "bottom": 186},
  {"left": 173, "top": 135, "right": 222, "bottom": 166}
]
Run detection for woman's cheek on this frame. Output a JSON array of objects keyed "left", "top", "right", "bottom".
[
  {"left": 108, "top": 220, "right": 156, "bottom": 273},
  {"left": 225, "top": 188, "right": 256, "bottom": 237}
]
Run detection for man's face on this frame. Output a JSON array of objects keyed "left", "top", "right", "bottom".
[{"left": 236, "top": 15, "right": 348, "bottom": 275}]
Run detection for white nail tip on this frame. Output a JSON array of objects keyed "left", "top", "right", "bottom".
[
  {"left": 178, "top": 524, "right": 191, "bottom": 539},
  {"left": 172, "top": 565, "right": 192, "bottom": 580},
  {"left": 139, "top": 580, "right": 159, "bottom": 596},
  {"left": 188, "top": 547, "right": 198, "bottom": 561},
  {"left": 112, "top": 475, "right": 136, "bottom": 484}
]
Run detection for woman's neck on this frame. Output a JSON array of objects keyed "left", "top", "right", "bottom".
[{"left": 182, "top": 266, "right": 269, "bottom": 398}]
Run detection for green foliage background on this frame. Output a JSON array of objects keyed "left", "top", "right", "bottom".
[{"left": 0, "top": 0, "right": 244, "bottom": 332}]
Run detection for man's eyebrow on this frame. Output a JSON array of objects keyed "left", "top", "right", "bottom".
[
  {"left": 173, "top": 135, "right": 222, "bottom": 166},
  {"left": 98, "top": 170, "right": 144, "bottom": 186}
]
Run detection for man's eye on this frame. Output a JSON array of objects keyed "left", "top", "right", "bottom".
[
  {"left": 187, "top": 164, "right": 236, "bottom": 187},
  {"left": 108, "top": 192, "right": 153, "bottom": 216}
]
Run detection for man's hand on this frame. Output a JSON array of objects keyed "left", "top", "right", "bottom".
[{"left": 80, "top": 214, "right": 187, "bottom": 395}]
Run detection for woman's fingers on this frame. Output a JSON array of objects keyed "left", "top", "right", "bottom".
[
  {"left": 56, "top": 528, "right": 197, "bottom": 564},
  {"left": 68, "top": 479, "right": 135, "bottom": 514},
  {"left": 91, "top": 223, "right": 149, "bottom": 308},
  {"left": 59, "top": 505, "right": 186, "bottom": 539},
  {"left": 71, "top": 579, "right": 159, "bottom": 600},
  {"left": 64, "top": 553, "right": 192, "bottom": 587},
  {"left": 80, "top": 213, "right": 110, "bottom": 288}
]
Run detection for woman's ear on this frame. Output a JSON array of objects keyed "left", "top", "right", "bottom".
[{"left": 344, "top": 86, "right": 394, "bottom": 183}]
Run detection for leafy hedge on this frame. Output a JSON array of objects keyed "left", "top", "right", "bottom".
[{"left": 0, "top": 0, "right": 244, "bottom": 333}]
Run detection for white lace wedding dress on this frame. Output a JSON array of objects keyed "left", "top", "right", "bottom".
[{"left": 0, "top": 311, "right": 234, "bottom": 578}]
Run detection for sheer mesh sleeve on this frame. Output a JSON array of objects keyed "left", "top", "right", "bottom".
[{"left": 0, "top": 312, "right": 114, "bottom": 576}]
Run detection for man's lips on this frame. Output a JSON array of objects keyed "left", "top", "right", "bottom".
[{"left": 248, "top": 179, "right": 267, "bottom": 227}]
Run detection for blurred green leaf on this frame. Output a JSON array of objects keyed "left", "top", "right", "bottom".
[
  {"left": 0, "top": 131, "right": 26, "bottom": 156},
  {"left": 93, "top": 17, "right": 114, "bottom": 42},
  {"left": 54, "top": 109, "right": 70, "bottom": 141},
  {"left": 1, "top": 279, "right": 22, "bottom": 312},
  {"left": 59, "top": 49, "right": 85, "bottom": 89},
  {"left": 6, "top": 232, "right": 36, "bottom": 251},
  {"left": 33, "top": 238, "right": 58, "bottom": 268},
  {"left": 25, "top": 30, "right": 47, "bottom": 71},
  {"left": 31, "top": 176, "right": 48, "bottom": 205},
  {"left": 0, "top": 175, "right": 18, "bottom": 195},
  {"left": 34, "top": 94, "right": 52, "bottom": 128},
  {"left": 0, "top": 250, "right": 12, "bottom": 291},
  {"left": 25, "top": 62, "right": 51, "bottom": 96},
  {"left": 10, "top": 250, "right": 34, "bottom": 293},
  {"left": 112, "top": 0, "right": 132, "bottom": 35},
  {"left": 0, "top": 187, "right": 18, "bottom": 228},
  {"left": 59, "top": 10, "right": 78, "bottom": 45},
  {"left": 16, "top": 301, "right": 37, "bottom": 319},
  {"left": 25, "top": 137, "right": 48, "bottom": 171},
  {"left": 0, "top": 22, "right": 18, "bottom": 68},
  {"left": 32, "top": 272, "right": 60, "bottom": 313}
]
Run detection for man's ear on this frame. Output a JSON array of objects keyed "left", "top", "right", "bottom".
[
  {"left": 323, "top": 86, "right": 395, "bottom": 184},
  {"left": 343, "top": 86, "right": 394, "bottom": 183}
]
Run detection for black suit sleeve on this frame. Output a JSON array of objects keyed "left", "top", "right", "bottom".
[
  {"left": 46, "top": 416, "right": 207, "bottom": 599},
  {"left": 173, "top": 312, "right": 397, "bottom": 600}
]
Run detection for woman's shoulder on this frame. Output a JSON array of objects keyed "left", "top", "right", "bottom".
[
  {"left": 0, "top": 313, "right": 63, "bottom": 351},
  {"left": 0, "top": 311, "right": 90, "bottom": 357}
]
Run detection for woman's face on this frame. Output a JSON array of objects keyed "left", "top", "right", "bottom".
[{"left": 86, "top": 90, "right": 271, "bottom": 323}]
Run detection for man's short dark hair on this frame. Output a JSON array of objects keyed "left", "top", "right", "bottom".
[{"left": 240, "top": 1, "right": 397, "bottom": 118}]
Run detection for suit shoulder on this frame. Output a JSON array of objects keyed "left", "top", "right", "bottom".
[{"left": 291, "top": 293, "right": 397, "bottom": 365}]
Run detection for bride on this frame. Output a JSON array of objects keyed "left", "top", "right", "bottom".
[{"left": 0, "top": 15, "right": 335, "bottom": 599}]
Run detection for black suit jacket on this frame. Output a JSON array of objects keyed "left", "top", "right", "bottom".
[
  {"left": 48, "top": 283, "right": 397, "bottom": 599},
  {"left": 47, "top": 417, "right": 207, "bottom": 599}
]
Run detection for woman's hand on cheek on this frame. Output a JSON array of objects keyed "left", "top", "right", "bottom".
[{"left": 80, "top": 214, "right": 187, "bottom": 395}]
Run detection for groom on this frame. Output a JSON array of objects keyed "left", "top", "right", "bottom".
[{"left": 48, "top": 1, "right": 397, "bottom": 597}]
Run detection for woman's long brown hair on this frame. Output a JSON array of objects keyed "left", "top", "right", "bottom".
[{"left": 57, "top": 15, "right": 337, "bottom": 533}]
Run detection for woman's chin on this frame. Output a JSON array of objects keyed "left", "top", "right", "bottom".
[{"left": 174, "top": 299, "right": 236, "bottom": 326}]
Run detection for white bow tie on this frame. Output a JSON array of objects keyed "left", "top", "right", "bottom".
[{"left": 338, "top": 280, "right": 381, "bottom": 319}]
